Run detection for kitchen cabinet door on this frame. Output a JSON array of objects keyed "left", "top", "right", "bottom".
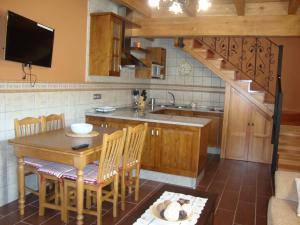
[
  {"left": 225, "top": 89, "right": 252, "bottom": 161},
  {"left": 157, "top": 127, "right": 198, "bottom": 177},
  {"left": 247, "top": 109, "right": 273, "bottom": 163},
  {"left": 141, "top": 127, "right": 159, "bottom": 170}
]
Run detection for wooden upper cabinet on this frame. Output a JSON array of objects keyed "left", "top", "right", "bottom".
[
  {"left": 135, "top": 47, "right": 167, "bottom": 79},
  {"left": 89, "top": 13, "right": 123, "bottom": 76}
]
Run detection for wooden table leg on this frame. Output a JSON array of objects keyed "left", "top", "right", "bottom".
[
  {"left": 17, "top": 157, "right": 25, "bottom": 215},
  {"left": 76, "top": 169, "right": 84, "bottom": 225}
]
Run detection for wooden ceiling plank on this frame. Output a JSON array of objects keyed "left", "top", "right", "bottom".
[
  {"left": 233, "top": 0, "right": 245, "bottom": 15},
  {"left": 125, "top": 15, "right": 300, "bottom": 37},
  {"left": 184, "top": 0, "right": 198, "bottom": 17},
  {"left": 112, "top": 0, "right": 152, "bottom": 17},
  {"left": 288, "top": 0, "right": 300, "bottom": 14}
]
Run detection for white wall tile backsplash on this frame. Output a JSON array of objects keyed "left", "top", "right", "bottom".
[{"left": 148, "top": 39, "right": 225, "bottom": 108}]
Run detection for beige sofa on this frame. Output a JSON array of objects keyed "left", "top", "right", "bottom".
[{"left": 268, "top": 170, "right": 300, "bottom": 225}]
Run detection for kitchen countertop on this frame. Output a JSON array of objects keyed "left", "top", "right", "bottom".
[{"left": 85, "top": 106, "right": 223, "bottom": 128}]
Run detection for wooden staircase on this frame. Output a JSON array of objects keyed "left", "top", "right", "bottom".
[
  {"left": 278, "top": 125, "right": 300, "bottom": 172},
  {"left": 182, "top": 38, "right": 275, "bottom": 117}
]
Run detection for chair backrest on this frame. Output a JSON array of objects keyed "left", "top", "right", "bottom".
[
  {"left": 44, "top": 114, "right": 65, "bottom": 131},
  {"left": 123, "top": 123, "right": 148, "bottom": 169},
  {"left": 14, "top": 117, "right": 45, "bottom": 138},
  {"left": 97, "top": 128, "right": 127, "bottom": 183}
]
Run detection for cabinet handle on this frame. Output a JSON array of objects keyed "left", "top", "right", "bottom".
[
  {"left": 101, "top": 123, "right": 104, "bottom": 128},
  {"left": 105, "top": 123, "right": 108, "bottom": 128},
  {"left": 151, "top": 129, "right": 154, "bottom": 136},
  {"left": 156, "top": 130, "right": 159, "bottom": 136},
  {"left": 252, "top": 123, "right": 254, "bottom": 126},
  {"left": 248, "top": 122, "right": 250, "bottom": 126}
]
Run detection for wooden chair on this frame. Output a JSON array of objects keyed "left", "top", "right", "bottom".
[
  {"left": 44, "top": 114, "right": 65, "bottom": 131},
  {"left": 62, "top": 128, "right": 127, "bottom": 225},
  {"left": 14, "top": 117, "right": 48, "bottom": 196},
  {"left": 37, "top": 162, "right": 74, "bottom": 220},
  {"left": 120, "top": 123, "right": 148, "bottom": 210}
]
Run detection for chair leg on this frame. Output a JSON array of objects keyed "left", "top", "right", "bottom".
[
  {"left": 128, "top": 169, "right": 133, "bottom": 194},
  {"left": 96, "top": 188, "right": 103, "bottom": 225},
  {"left": 135, "top": 166, "right": 140, "bottom": 201},
  {"left": 58, "top": 181, "right": 64, "bottom": 221},
  {"left": 113, "top": 175, "right": 119, "bottom": 218},
  {"left": 62, "top": 183, "right": 69, "bottom": 223},
  {"left": 121, "top": 172, "right": 126, "bottom": 211},
  {"left": 38, "top": 176, "right": 46, "bottom": 216},
  {"left": 86, "top": 190, "right": 92, "bottom": 209},
  {"left": 54, "top": 182, "right": 59, "bottom": 205}
]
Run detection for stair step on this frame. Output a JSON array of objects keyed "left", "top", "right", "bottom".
[
  {"left": 280, "top": 125, "right": 300, "bottom": 137},
  {"left": 279, "top": 144, "right": 300, "bottom": 153},
  {"left": 193, "top": 48, "right": 208, "bottom": 57},
  {"left": 264, "top": 103, "right": 274, "bottom": 112},
  {"left": 277, "top": 162, "right": 300, "bottom": 172},
  {"left": 220, "top": 70, "right": 236, "bottom": 80},
  {"left": 236, "top": 80, "right": 251, "bottom": 91},
  {"left": 206, "top": 58, "right": 223, "bottom": 68},
  {"left": 250, "top": 91, "right": 265, "bottom": 102},
  {"left": 278, "top": 151, "right": 300, "bottom": 159},
  {"left": 183, "top": 39, "right": 194, "bottom": 48}
]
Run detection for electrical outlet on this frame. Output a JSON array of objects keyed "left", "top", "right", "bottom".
[{"left": 93, "top": 94, "right": 102, "bottom": 100}]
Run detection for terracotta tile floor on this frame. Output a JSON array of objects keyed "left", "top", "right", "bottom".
[{"left": 0, "top": 155, "right": 273, "bottom": 225}]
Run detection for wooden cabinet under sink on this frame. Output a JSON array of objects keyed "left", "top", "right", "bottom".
[
  {"left": 86, "top": 116, "right": 209, "bottom": 178},
  {"left": 152, "top": 109, "right": 223, "bottom": 148}
]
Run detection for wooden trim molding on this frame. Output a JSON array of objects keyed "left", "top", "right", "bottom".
[
  {"left": 126, "top": 15, "right": 300, "bottom": 37},
  {"left": 281, "top": 111, "right": 300, "bottom": 126}
]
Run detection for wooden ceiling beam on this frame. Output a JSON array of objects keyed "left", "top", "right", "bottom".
[
  {"left": 233, "top": 0, "right": 245, "bottom": 16},
  {"left": 111, "top": 0, "right": 152, "bottom": 17},
  {"left": 126, "top": 15, "right": 300, "bottom": 37},
  {"left": 288, "top": 0, "right": 300, "bottom": 14}
]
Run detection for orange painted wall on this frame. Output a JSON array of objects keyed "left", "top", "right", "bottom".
[
  {"left": 272, "top": 38, "right": 300, "bottom": 113},
  {"left": 0, "top": 0, "right": 88, "bottom": 83}
]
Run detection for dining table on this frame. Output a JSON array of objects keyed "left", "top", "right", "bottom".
[{"left": 9, "top": 126, "right": 118, "bottom": 225}]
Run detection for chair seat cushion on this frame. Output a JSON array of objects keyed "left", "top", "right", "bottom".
[
  {"left": 24, "top": 157, "right": 51, "bottom": 169},
  {"left": 37, "top": 162, "right": 74, "bottom": 178},
  {"left": 268, "top": 196, "right": 300, "bottom": 225},
  {"left": 62, "top": 164, "right": 99, "bottom": 184}
]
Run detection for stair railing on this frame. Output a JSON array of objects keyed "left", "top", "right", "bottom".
[
  {"left": 195, "top": 37, "right": 280, "bottom": 99},
  {"left": 271, "top": 45, "right": 283, "bottom": 176}
]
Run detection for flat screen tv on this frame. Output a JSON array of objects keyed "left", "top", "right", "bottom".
[{"left": 5, "top": 11, "right": 55, "bottom": 68}]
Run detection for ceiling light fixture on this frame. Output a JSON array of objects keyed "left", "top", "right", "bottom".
[{"left": 148, "top": 0, "right": 212, "bottom": 14}]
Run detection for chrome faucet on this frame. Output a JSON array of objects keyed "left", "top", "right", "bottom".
[{"left": 168, "top": 91, "right": 176, "bottom": 106}]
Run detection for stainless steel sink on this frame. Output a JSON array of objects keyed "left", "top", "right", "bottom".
[{"left": 157, "top": 104, "right": 192, "bottom": 109}]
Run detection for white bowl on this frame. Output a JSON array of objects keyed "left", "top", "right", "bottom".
[{"left": 71, "top": 123, "right": 93, "bottom": 134}]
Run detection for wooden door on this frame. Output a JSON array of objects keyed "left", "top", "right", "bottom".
[
  {"left": 109, "top": 16, "right": 122, "bottom": 76},
  {"left": 247, "top": 109, "right": 273, "bottom": 163},
  {"left": 157, "top": 127, "right": 197, "bottom": 176},
  {"left": 141, "top": 126, "right": 158, "bottom": 170},
  {"left": 225, "top": 89, "right": 252, "bottom": 160}
]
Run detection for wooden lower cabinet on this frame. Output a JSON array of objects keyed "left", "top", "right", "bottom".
[
  {"left": 86, "top": 116, "right": 209, "bottom": 177},
  {"left": 152, "top": 109, "right": 223, "bottom": 148},
  {"left": 222, "top": 86, "right": 273, "bottom": 164}
]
